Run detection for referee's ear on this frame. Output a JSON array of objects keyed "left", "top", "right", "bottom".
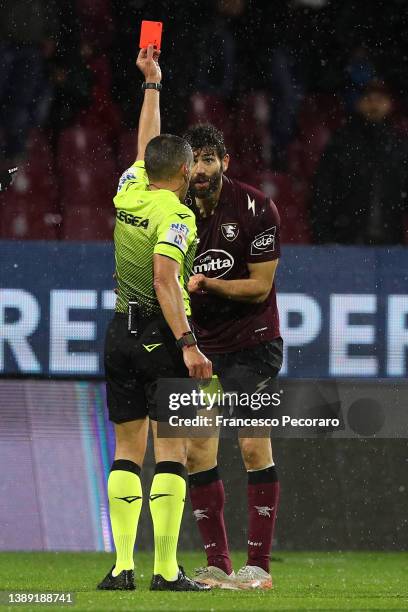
[{"left": 222, "top": 154, "right": 230, "bottom": 174}]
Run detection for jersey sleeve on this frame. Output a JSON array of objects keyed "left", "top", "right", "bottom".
[
  {"left": 116, "top": 160, "right": 148, "bottom": 195},
  {"left": 246, "top": 198, "right": 281, "bottom": 263},
  {"left": 154, "top": 210, "right": 197, "bottom": 266}
]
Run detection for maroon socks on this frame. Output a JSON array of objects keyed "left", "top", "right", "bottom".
[
  {"left": 247, "top": 465, "right": 280, "bottom": 573},
  {"left": 189, "top": 464, "right": 280, "bottom": 575},
  {"left": 188, "top": 466, "right": 232, "bottom": 575}
]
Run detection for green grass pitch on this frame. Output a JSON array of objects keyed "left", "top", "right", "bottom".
[{"left": 0, "top": 551, "right": 407, "bottom": 611}]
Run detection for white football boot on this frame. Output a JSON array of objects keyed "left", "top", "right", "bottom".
[
  {"left": 193, "top": 566, "right": 237, "bottom": 589},
  {"left": 234, "top": 565, "right": 273, "bottom": 589}
]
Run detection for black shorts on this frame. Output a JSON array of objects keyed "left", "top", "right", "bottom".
[
  {"left": 210, "top": 338, "right": 284, "bottom": 418},
  {"left": 211, "top": 338, "right": 283, "bottom": 380},
  {"left": 104, "top": 313, "right": 188, "bottom": 423}
]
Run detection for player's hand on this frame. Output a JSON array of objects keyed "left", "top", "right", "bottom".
[
  {"left": 187, "top": 274, "right": 207, "bottom": 294},
  {"left": 182, "top": 345, "right": 212, "bottom": 380},
  {"left": 136, "top": 44, "right": 161, "bottom": 83}
]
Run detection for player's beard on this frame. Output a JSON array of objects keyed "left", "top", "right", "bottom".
[{"left": 189, "top": 169, "right": 222, "bottom": 200}]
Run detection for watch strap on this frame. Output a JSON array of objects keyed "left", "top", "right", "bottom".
[
  {"left": 142, "top": 82, "right": 162, "bottom": 91},
  {"left": 176, "top": 331, "right": 197, "bottom": 349}
]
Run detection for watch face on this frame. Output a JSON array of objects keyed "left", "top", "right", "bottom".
[{"left": 177, "top": 332, "right": 196, "bottom": 348}]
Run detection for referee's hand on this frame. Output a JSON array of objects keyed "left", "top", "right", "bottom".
[
  {"left": 136, "top": 44, "right": 161, "bottom": 83},
  {"left": 182, "top": 345, "right": 212, "bottom": 380}
]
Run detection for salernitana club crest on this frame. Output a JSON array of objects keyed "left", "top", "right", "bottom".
[{"left": 221, "top": 223, "right": 239, "bottom": 241}]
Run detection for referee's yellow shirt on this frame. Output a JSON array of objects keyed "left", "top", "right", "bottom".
[{"left": 113, "top": 161, "right": 197, "bottom": 317}]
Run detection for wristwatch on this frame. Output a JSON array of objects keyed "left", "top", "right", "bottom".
[
  {"left": 176, "top": 331, "right": 197, "bottom": 349},
  {"left": 142, "top": 82, "right": 162, "bottom": 91}
]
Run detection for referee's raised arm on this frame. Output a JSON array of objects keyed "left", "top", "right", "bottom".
[{"left": 135, "top": 44, "right": 162, "bottom": 161}]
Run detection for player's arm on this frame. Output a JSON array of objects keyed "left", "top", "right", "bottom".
[
  {"left": 189, "top": 196, "right": 281, "bottom": 303},
  {"left": 135, "top": 44, "right": 162, "bottom": 161},
  {"left": 188, "top": 260, "right": 278, "bottom": 304}
]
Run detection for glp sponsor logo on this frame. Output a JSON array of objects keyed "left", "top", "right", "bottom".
[{"left": 250, "top": 227, "right": 276, "bottom": 255}]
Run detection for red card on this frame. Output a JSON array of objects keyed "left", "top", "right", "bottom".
[{"left": 139, "top": 21, "right": 163, "bottom": 50}]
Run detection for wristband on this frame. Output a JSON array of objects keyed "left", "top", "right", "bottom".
[
  {"left": 176, "top": 331, "right": 197, "bottom": 350},
  {"left": 142, "top": 82, "right": 162, "bottom": 91}
]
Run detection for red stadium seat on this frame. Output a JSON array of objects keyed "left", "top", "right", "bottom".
[
  {"left": 231, "top": 92, "right": 273, "bottom": 174},
  {"left": 290, "top": 94, "right": 344, "bottom": 182},
  {"left": 0, "top": 196, "right": 60, "bottom": 240},
  {"left": 0, "top": 130, "right": 60, "bottom": 240},
  {"left": 71, "top": 54, "right": 121, "bottom": 140},
  {"left": 188, "top": 93, "right": 230, "bottom": 131},
  {"left": 188, "top": 94, "right": 260, "bottom": 177},
  {"left": 21, "top": 129, "right": 56, "bottom": 191},
  {"left": 62, "top": 205, "right": 114, "bottom": 241},
  {"left": 57, "top": 127, "right": 116, "bottom": 235},
  {"left": 304, "top": 125, "right": 331, "bottom": 177},
  {"left": 239, "top": 92, "right": 271, "bottom": 126},
  {"left": 287, "top": 124, "right": 331, "bottom": 182},
  {"left": 258, "top": 171, "right": 311, "bottom": 244},
  {"left": 76, "top": 0, "right": 112, "bottom": 22},
  {"left": 227, "top": 144, "right": 264, "bottom": 183},
  {"left": 26, "top": 129, "right": 54, "bottom": 169},
  {"left": 59, "top": 162, "right": 115, "bottom": 216},
  {"left": 88, "top": 57, "right": 113, "bottom": 95},
  {"left": 236, "top": 92, "right": 271, "bottom": 138},
  {"left": 74, "top": 95, "right": 121, "bottom": 142},
  {"left": 287, "top": 140, "right": 304, "bottom": 179},
  {"left": 298, "top": 94, "right": 345, "bottom": 134},
  {"left": 58, "top": 126, "right": 113, "bottom": 164},
  {"left": 224, "top": 157, "right": 246, "bottom": 182},
  {"left": 393, "top": 114, "right": 408, "bottom": 136},
  {"left": 76, "top": 0, "right": 113, "bottom": 49},
  {"left": 117, "top": 130, "right": 137, "bottom": 172}
]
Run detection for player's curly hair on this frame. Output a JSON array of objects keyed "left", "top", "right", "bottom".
[{"left": 183, "top": 123, "right": 227, "bottom": 160}]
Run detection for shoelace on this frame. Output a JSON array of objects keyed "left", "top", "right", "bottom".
[{"left": 236, "top": 567, "right": 257, "bottom": 579}]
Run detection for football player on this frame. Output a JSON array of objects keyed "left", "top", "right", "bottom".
[{"left": 184, "top": 124, "right": 283, "bottom": 590}]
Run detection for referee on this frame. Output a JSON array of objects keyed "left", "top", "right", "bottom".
[{"left": 98, "top": 45, "right": 212, "bottom": 592}]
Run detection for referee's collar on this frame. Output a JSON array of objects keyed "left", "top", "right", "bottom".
[{"left": 148, "top": 186, "right": 184, "bottom": 206}]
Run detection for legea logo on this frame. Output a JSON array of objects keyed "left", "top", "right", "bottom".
[{"left": 193, "top": 249, "right": 234, "bottom": 278}]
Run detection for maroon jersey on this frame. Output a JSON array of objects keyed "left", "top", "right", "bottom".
[{"left": 190, "top": 175, "right": 281, "bottom": 354}]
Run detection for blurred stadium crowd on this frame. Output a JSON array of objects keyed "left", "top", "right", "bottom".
[{"left": 1, "top": 0, "right": 407, "bottom": 245}]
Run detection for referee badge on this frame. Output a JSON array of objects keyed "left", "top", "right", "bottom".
[
  {"left": 221, "top": 223, "right": 239, "bottom": 242},
  {"left": 166, "top": 222, "right": 189, "bottom": 252}
]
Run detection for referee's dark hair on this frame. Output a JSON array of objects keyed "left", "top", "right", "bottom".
[
  {"left": 183, "top": 123, "right": 227, "bottom": 160},
  {"left": 145, "top": 134, "right": 193, "bottom": 181}
]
